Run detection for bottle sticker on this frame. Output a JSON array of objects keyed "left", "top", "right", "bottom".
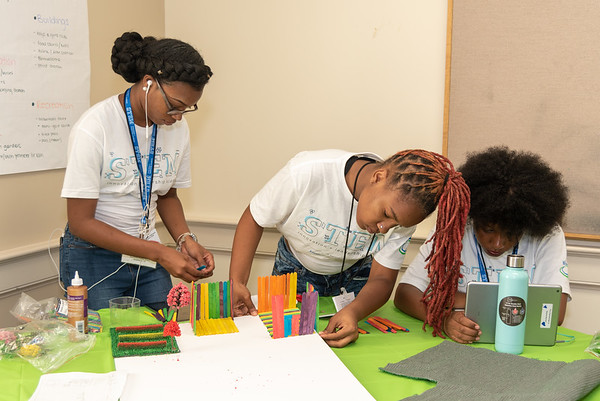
[
  {"left": 498, "top": 296, "right": 526, "bottom": 326},
  {"left": 539, "top": 303, "right": 553, "bottom": 328}
]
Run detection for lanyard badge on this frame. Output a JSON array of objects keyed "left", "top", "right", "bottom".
[{"left": 124, "top": 88, "right": 157, "bottom": 239}]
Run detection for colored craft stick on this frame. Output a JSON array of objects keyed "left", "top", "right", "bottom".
[
  {"left": 299, "top": 291, "right": 318, "bottom": 335},
  {"left": 305, "top": 291, "right": 318, "bottom": 334},
  {"left": 272, "top": 294, "right": 284, "bottom": 339},
  {"left": 258, "top": 276, "right": 265, "bottom": 313},
  {"left": 202, "top": 282, "right": 209, "bottom": 320},
  {"left": 144, "top": 310, "right": 163, "bottom": 322},
  {"left": 197, "top": 282, "right": 201, "bottom": 323},
  {"left": 284, "top": 314, "right": 292, "bottom": 337},
  {"left": 197, "top": 265, "right": 206, "bottom": 271},
  {"left": 357, "top": 328, "right": 369, "bottom": 334},
  {"left": 229, "top": 280, "right": 234, "bottom": 319},
  {"left": 289, "top": 272, "right": 297, "bottom": 308},
  {"left": 215, "top": 282, "right": 221, "bottom": 318},
  {"left": 208, "top": 282, "right": 214, "bottom": 319},
  {"left": 219, "top": 281, "right": 224, "bottom": 318},
  {"left": 190, "top": 282, "right": 195, "bottom": 325},
  {"left": 292, "top": 314, "right": 300, "bottom": 336}
]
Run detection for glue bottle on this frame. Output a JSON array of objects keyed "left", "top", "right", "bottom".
[
  {"left": 67, "top": 271, "right": 88, "bottom": 334},
  {"left": 495, "top": 254, "right": 528, "bottom": 354}
]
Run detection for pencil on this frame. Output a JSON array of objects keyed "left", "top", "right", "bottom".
[
  {"left": 372, "top": 316, "right": 409, "bottom": 332},
  {"left": 365, "top": 319, "right": 389, "bottom": 334}
]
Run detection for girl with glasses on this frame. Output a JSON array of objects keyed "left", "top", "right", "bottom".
[{"left": 60, "top": 32, "right": 214, "bottom": 311}]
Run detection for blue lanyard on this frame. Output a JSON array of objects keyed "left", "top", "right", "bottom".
[
  {"left": 474, "top": 232, "right": 519, "bottom": 282},
  {"left": 124, "top": 88, "right": 157, "bottom": 231}
]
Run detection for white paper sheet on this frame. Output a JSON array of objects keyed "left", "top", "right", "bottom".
[
  {"left": 29, "top": 371, "right": 127, "bottom": 401},
  {"left": 115, "top": 315, "right": 375, "bottom": 400}
]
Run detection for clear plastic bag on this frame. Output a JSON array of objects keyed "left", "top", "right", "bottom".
[
  {"left": 0, "top": 320, "right": 95, "bottom": 372},
  {"left": 585, "top": 331, "right": 600, "bottom": 358},
  {"left": 10, "top": 292, "right": 67, "bottom": 322}
]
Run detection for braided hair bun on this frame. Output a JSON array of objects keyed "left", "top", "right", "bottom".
[{"left": 111, "top": 31, "right": 212, "bottom": 89}]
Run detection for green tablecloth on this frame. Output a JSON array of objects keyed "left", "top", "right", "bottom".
[
  {"left": 324, "top": 301, "right": 600, "bottom": 401},
  {"left": 1, "top": 302, "right": 598, "bottom": 401},
  {"left": 0, "top": 309, "right": 157, "bottom": 401}
]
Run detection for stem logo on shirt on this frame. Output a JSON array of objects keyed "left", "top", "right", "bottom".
[
  {"left": 299, "top": 215, "right": 381, "bottom": 256},
  {"left": 105, "top": 151, "right": 180, "bottom": 184}
]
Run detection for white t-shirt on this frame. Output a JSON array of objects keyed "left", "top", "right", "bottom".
[
  {"left": 250, "top": 149, "right": 415, "bottom": 275},
  {"left": 400, "top": 220, "right": 571, "bottom": 298},
  {"left": 61, "top": 95, "right": 192, "bottom": 242}
]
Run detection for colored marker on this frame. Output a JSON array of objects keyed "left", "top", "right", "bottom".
[
  {"left": 372, "top": 316, "right": 409, "bottom": 332},
  {"left": 365, "top": 319, "right": 388, "bottom": 334}
]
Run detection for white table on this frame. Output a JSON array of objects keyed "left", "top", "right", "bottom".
[{"left": 115, "top": 314, "right": 375, "bottom": 400}]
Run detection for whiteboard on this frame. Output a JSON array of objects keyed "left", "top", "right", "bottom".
[{"left": 0, "top": 0, "right": 90, "bottom": 175}]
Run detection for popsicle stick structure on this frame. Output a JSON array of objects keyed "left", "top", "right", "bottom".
[
  {"left": 189, "top": 280, "right": 238, "bottom": 336},
  {"left": 257, "top": 273, "right": 318, "bottom": 339}
]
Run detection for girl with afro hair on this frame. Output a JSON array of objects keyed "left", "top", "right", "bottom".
[{"left": 394, "top": 146, "right": 570, "bottom": 343}]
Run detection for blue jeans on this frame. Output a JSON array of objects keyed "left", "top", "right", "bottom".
[
  {"left": 59, "top": 224, "right": 171, "bottom": 311},
  {"left": 272, "top": 236, "right": 372, "bottom": 297}
]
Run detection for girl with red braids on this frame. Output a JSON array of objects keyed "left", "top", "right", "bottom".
[
  {"left": 395, "top": 146, "right": 570, "bottom": 343},
  {"left": 229, "top": 149, "right": 470, "bottom": 347}
]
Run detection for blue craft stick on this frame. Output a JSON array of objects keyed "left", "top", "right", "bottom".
[
  {"left": 284, "top": 314, "right": 293, "bottom": 337},
  {"left": 197, "top": 265, "right": 206, "bottom": 271}
]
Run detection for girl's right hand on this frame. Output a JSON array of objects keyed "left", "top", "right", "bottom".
[
  {"left": 231, "top": 281, "right": 257, "bottom": 317},
  {"left": 443, "top": 310, "right": 481, "bottom": 344}
]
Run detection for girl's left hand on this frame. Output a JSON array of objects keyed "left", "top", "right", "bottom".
[{"left": 319, "top": 310, "right": 359, "bottom": 348}]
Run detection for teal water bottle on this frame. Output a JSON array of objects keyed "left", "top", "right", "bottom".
[{"left": 495, "top": 254, "right": 528, "bottom": 354}]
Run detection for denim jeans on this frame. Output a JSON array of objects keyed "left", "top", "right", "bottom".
[
  {"left": 59, "top": 224, "right": 171, "bottom": 311},
  {"left": 272, "top": 236, "right": 372, "bottom": 297}
]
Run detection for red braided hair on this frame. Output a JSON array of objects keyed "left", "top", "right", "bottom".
[{"left": 381, "top": 150, "right": 470, "bottom": 337}]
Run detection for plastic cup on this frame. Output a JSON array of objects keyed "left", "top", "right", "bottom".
[{"left": 109, "top": 296, "right": 141, "bottom": 327}]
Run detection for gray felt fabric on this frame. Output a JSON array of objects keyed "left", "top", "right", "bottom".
[{"left": 381, "top": 341, "right": 600, "bottom": 401}]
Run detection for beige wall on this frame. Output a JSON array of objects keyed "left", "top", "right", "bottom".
[{"left": 166, "top": 1, "right": 448, "bottom": 227}]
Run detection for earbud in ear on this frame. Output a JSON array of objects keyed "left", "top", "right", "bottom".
[{"left": 143, "top": 80, "right": 152, "bottom": 92}]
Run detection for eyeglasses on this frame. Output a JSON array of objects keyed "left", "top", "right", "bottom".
[{"left": 154, "top": 79, "right": 198, "bottom": 115}]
